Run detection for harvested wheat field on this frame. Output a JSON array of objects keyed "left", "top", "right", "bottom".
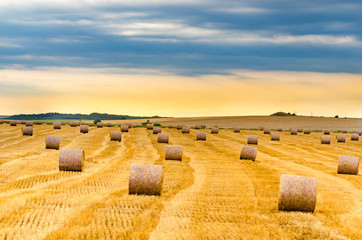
[{"left": 0, "top": 119, "right": 361, "bottom": 240}]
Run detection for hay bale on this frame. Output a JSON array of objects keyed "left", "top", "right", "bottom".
[
  {"left": 106, "top": 123, "right": 112, "bottom": 127},
  {"left": 277, "top": 128, "right": 283, "bottom": 132},
  {"left": 278, "top": 174, "right": 317, "bottom": 213},
  {"left": 182, "top": 126, "right": 190, "bottom": 133},
  {"left": 146, "top": 123, "right": 154, "bottom": 130},
  {"left": 20, "top": 120, "right": 26, "bottom": 124},
  {"left": 316, "top": 129, "right": 323, "bottom": 132},
  {"left": 129, "top": 163, "right": 163, "bottom": 196},
  {"left": 356, "top": 130, "right": 362, "bottom": 136},
  {"left": 36, "top": 120, "right": 42, "bottom": 125},
  {"left": 240, "top": 145, "right": 257, "bottom": 161},
  {"left": 46, "top": 136, "right": 60, "bottom": 149},
  {"left": 264, "top": 128, "right": 271, "bottom": 134},
  {"left": 10, "top": 120, "right": 17, "bottom": 126},
  {"left": 158, "top": 133, "right": 169, "bottom": 143},
  {"left": 234, "top": 126, "right": 240, "bottom": 133},
  {"left": 80, "top": 125, "right": 88, "bottom": 134},
  {"left": 337, "top": 155, "right": 359, "bottom": 175},
  {"left": 351, "top": 134, "right": 359, "bottom": 141},
  {"left": 196, "top": 131, "right": 206, "bottom": 141},
  {"left": 153, "top": 127, "right": 162, "bottom": 134},
  {"left": 126, "top": 123, "right": 132, "bottom": 128},
  {"left": 321, "top": 136, "right": 331, "bottom": 144},
  {"left": 59, "top": 149, "right": 84, "bottom": 171},
  {"left": 121, "top": 125, "right": 129, "bottom": 132},
  {"left": 291, "top": 129, "right": 297, "bottom": 135},
  {"left": 132, "top": 124, "right": 137, "bottom": 128},
  {"left": 26, "top": 121, "right": 33, "bottom": 126},
  {"left": 110, "top": 131, "right": 122, "bottom": 142},
  {"left": 80, "top": 122, "right": 87, "bottom": 125},
  {"left": 211, "top": 127, "right": 219, "bottom": 134},
  {"left": 259, "top": 126, "right": 265, "bottom": 131},
  {"left": 97, "top": 122, "right": 103, "bottom": 128},
  {"left": 195, "top": 124, "right": 201, "bottom": 129},
  {"left": 336, "top": 135, "right": 345, "bottom": 143},
  {"left": 22, "top": 126, "right": 33, "bottom": 136},
  {"left": 271, "top": 132, "right": 280, "bottom": 141},
  {"left": 70, "top": 122, "right": 77, "bottom": 127},
  {"left": 54, "top": 121, "right": 61, "bottom": 129},
  {"left": 304, "top": 129, "right": 311, "bottom": 134},
  {"left": 0, "top": 120, "right": 3, "bottom": 124},
  {"left": 176, "top": 125, "right": 183, "bottom": 130},
  {"left": 342, "top": 130, "right": 348, "bottom": 133},
  {"left": 165, "top": 145, "right": 182, "bottom": 160},
  {"left": 88, "top": 123, "right": 94, "bottom": 127},
  {"left": 247, "top": 135, "right": 258, "bottom": 145},
  {"left": 324, "top": 130, "right": 330, "bottom": 135},
  {"left": 297, "top": 128, "right": 303, "bottom": 132},
  {"left": 168, "top": 124, "right": 174, "bottom": 128}
]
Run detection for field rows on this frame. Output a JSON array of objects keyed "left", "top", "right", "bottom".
[{"left": 0, "top": 124, "right": 361, "bottom": 239}]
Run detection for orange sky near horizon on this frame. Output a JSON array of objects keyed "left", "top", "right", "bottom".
[{"left": 0, "top": 67, "right": 361, "bottom": 118}]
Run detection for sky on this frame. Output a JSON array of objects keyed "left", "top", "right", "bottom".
[{"left": 0, "top": 0, "right": 362, "bottom": 117}]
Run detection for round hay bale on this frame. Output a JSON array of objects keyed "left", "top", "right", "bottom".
[
  {"left": 129, "top": 163, "right": 163, "bottom": 196},
  {"left": 291, "top": 129, "right": 297, "bottom": 135},
  {"left": 259, "top": 126, "right": 265, "bottom": 131},
  {"left": 54, "top": 121, "right": 61, "bottom": 129},
  {"left": 182, "top": 126, "right": 190, "bottom": 133},
  {"left": 46, "top": 136, "right": 60, "bottom": 150},
  {"left": 80, "top": 122, "right": 87, "bottom": 125},
  {"left": 316, "top": 129, "right": 323, "bottom": 132},
  {"left": 153, "top": 127, "right": 162, "bottom": 134},
  {"left": 22, "top": 126, "right": 33, "bottom": 136},
  {"left": 176, "top": 125, "right": 183, "bottom": 130},
  {"left": 20, "top": 120, "right": 26, "bottom": 124},
  {"left": 297, "top": 128, "right": 303, "bottom": 133},
  {"left": 336, "top": 135, "right": 345, "bottom": 143},
  {"left": 126, "top": 123, "right": 132, "bottom": 128},
  {"left": 121, "top": 125, "right": 129, "bottom": 132},
  {"left": 324, "top": 130, "right": 330, "bottom": 135},
  {"left": 88, "top": 122, "right": 94, "bottom": 127},
  {"left": 165, "top": 145, "right": 182, "bottom": 161},
  {"left": 240, "top": 145, "right": 257, "bottom": 161},
  {"left": 97, "top": 122, "right": 103, "bottom": 128},
  {"left": 168, "top": 124, "right": 174, "bottom": 128},
  {"left": 264, "top": 128, "right": 271, "bottom": 134},
  {"left": 342, "top": 130, "right": 348, "bottom": 134},
  {"left": 80, "top": 125, "right": 88, "bottom": 134},
  {"left": 59, "top": 149, "right": 84, "bottom": 171},
  {"left": 106, "top": 123, "right": 112, "bottom": 127},
  {"left": 195, "top": 124, "right": 201, "bottom": 129},
  {"left": 196, "top": 131, "right": 206, "bottom": 141},
  {"left": 36, "top": 120, "right": 42, "bottom": 125},
  {"left": 337, "top": 155, "right": 359, "bottom": 175},
  {"left": 146, "top": 124, "right": 154, "bottom": 130},
  {"left": 70, "top": 122, "right": 77, "bottom": 127},
  {"left": 132, "top": 124, "right": 137, "bottom": 128},
  {"left": 271, "top": 132, "right": 280, "bottom": 141},
  {"left": 0, "top": 120, "right": 3, "bottom": 124},
  {"left": 26, "top": 121, "right": 33, "bottom": 126},
  {"left": 277, "top": 128, "right": 283, "bottom": 132},
  {"left": 351, "top": 134, "right": 359, "bottom": 141},
  {"left": 10, "top": 120, "right": 17, "bottom": 126},
  {"left": 304, "top": 129, "right": 311, "bottom": 134},
  {"left": 211, "top": 127, "right": 219, "bottom": 134},
  {"left": 158, "top": 133, "right": 169, "bottom": 143},
  {"left": 321, "top": 136, "right": 331, "bottom": 144},
  {"left": 110, "top": 131, "right": 122, "bottom": 142},
  {"left": 356, "top": 130, "right": 362, "bottom": 136},
  {"left": 247, "top": 135, "right": 258, "bottom": 145},
  {"left": 234, "top": 126, "right": 240, "bottom": 133},
  {"left": 278, "top": 174, "right": 317, "bottom": 213}
]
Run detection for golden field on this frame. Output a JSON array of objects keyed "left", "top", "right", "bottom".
[{"left": 0, "top": 117, "right": 361, "bottom": 240}]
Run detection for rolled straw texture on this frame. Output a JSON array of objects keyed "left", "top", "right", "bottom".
[
  {"left": 165, "top": 145, "right": 182, "bottom": 161},
  {"left": 157, "top": 133, "right": 169, "bottom": 143},
  {"left": 129, "top": 163, "right": 163, "bottom": 196},
  {"left": 240, "top": 145, "right": 257, "bottom": 161},
  {"left": 247, "top": 135, "right": 258, "bottom": 145},
  {"left": 59, "top": 149, "right": 84, "bottom": 171},
  {"left": 337, "top": 155, "right": 359, "bottom": 175},
  {"left": 46, "top": 136, "right": 60, "bottom": 150}
]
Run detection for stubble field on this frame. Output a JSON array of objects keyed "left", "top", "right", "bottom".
[{"left": 0, "top": 117, "right": 361, "bottom": 240}]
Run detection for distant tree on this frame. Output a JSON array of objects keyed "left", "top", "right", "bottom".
[
  {"left": 334, "top": 115, "right": 339, "bottom": 118},
  {"left": 93, "top": 118, "right": 101, "bottom": 124},
  {"left": 292, "top": 113, "right": 296, "bottom": 116}
]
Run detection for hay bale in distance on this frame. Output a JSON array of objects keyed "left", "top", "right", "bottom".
[
  {"left": 22, "top": 126, "right": 33, "bottom": 136},
  {"left": 158, "top": 133, "right": 169, "bottom": 143},
  {"left": 291, "top": 129, "right": 297, "bottom": 135},
  {"left": 264, "top": 128, "right": 271, "bottom": 134},
  {"left": 25, "top": 121, "right": 33, "bottom": 126},
  {"left": 211, "top": 127, "right": 219, "bottom": 134},
  {"left": 54, "top": 121, "right": 61, "bottom": 129},
  {"left": 110, "top": 131, "right": 122, "bottom": 142},
  {"left": 88, "top": 123, "right": 94, "bottom": 127},
  {"left": 356, "top": 130, "right": 362, "bottom": 136},
  {"left": 321, "top": 136, "right": 331, "bottom": 144},
  {"left": 146, "top": 123, "right": 154, "bottom": 130},
  {"left": 176, "top": 125, "right": 183, "bottom": 130},
  {"left": 153, "top": 127, "right": 162, "bottom": 134},
  {"left": 70, "top": 122, "right": 77, "bottom": 127},
  {"left": 168, "top": 125, "right": 174, "bottom": 128},
  {"left": 247, "top": 135, "right": 258, "bottom": 145},
  {"left": 324, "top": 130, "right": 330, "bottom": 135},
  {"left": 277, "top": 128, "right": 283, "bottom": 132},
  {"left": 240, "top": 145, "right": 257, "bottom": 161},
  {"left": 59, "top": 149, "right": 84, "bottom": 171},
  {"left": 0, "top": 120, "right": 3, "bottom": 124},
  {"left": 165, "top": 145, "right": 182, "bottom": 160},
  {"left": 342, "top": 130, "right": 348, "bottom": 134},
  {"left": 297, "top": 128, "right": 303, "bottom": 133},
  {"left": 351, "top": 134, "right": 359, "bottom": 141},
  {"left": 46, "top": 136, "right": 60, "bottom": 150},
  {"left": 337, "top": 155, "right": 359, "bottom": 175},
  {"left": 196, "top": 131, "right": 206, "bottom": 141},
  {"left": 106, "top": 123, "right": 112, "bottom": 127},
  {"left": 129, "top": 163, "right": 163, "bottom": 196},
  {"left": 10, "top": 120, "right": 17, "bottom": 126},
  {"left": 80, "top": 125, "right": 88, "bottom": 134},
  {"left": 195, "top": 124, "right": 201, "bottom": 129},
  {"left": 336, "top": 135, "right": 346, "bottom": 143},
  {"left": 234, "top": 126, "right": 240, "bottom": 133},
  {"left": 304, "top": 129, "right": 311, "bottom": 134},
  {"left": 259, "top": 126, "right": 265, "bottom": 131},
  {"left": 271, "top": 132, "right": 280, "bottom": 141},
  {"left": 36, "top": 120, "right": 42, "bottom": 125},
  {"left": 278, "top": 174, "right": 317, "bottom": 213},
  {"left": 121, "top": 125, "right": 129, "bottom": 132},
  {"left": 182, "top": 126, "right": 190, "bottom": 133},
  {"left": 80, "top": 122, "right": 86, "bottom": 125},
  {"left": 97, "top": 122, "right": 103, "bottom": 128}
]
